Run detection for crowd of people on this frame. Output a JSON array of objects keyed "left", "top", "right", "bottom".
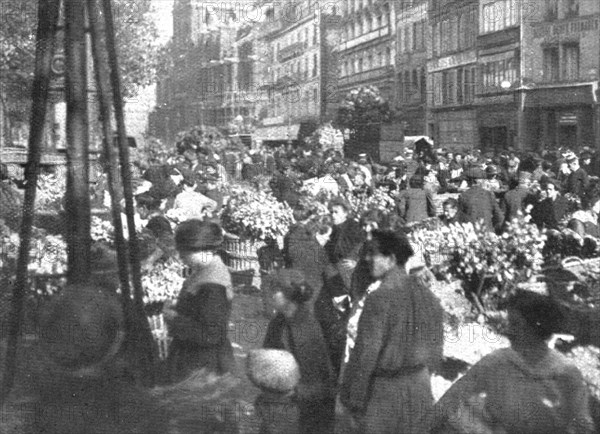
[
  {"left": 9, "top": 135, "right": 599, "bottom": 433},
  {"left": 120, "top": 138, "right": 597, "bottom": 433}
]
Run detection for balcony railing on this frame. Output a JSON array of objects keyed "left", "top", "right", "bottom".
[
  {"left": 338, "top": 26, "right": 389, "bottom": 52},
  {"left": 339, "top": 65, "right": 394, "bottom": 87},
  {"left": 278, "top": 41, "right": 308, "bottom": 62}
]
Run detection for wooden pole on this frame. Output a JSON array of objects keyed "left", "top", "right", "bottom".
[
  {"left": 86, "top": 0, "right": 132, "bottom": 309},
  {"left": 64, "top": 0, "right": 91, "bottom": 283},
  {"left": 100, "top": 0, "right": 156, "bottom": 378},
  {"left": 0, "top": 0, "right": 61, "bottom": 403}
]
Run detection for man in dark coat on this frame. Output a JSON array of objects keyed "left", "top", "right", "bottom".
[
  {"left": 458, "top": 168, "right": 504, "bottom": 231},
  {"left": 531, "top": 177, "right": 569, "bottom": 230},
  {"left": 566, "top": 156, "right": 590, "bottom": 198},
  {"left": 338, "top": 231, "right": 444, "bottom": 434},
  {"left": 396, "top": 175, "right": 436, "bottom": 224},
  {"left": 501, "top": 171, "right": 535, "bottom": 223}
]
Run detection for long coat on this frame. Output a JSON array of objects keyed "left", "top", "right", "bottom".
[
  {"left": 396, "top": 187, "right": 436, "bottom": 224},
  {"left": 164, "top": 257, "right": 235, "bottom": 380},
  {"left": 501, "top": 185, "right": 533, "bottom": 222},
  {"left": 264, "top": 308, "right": 336, "bottom": 434},
  {"left": 339, "top": 266, "right": 444, "bottom": 434},
  {"left": 459, "top": 185, "right": 504, "bottom": 231},
  {"left": 531, "top": 195, "right": 569, "bottom": 230},
  {"left": 282, "top": 223, "right": 328, "bottom": 308}
]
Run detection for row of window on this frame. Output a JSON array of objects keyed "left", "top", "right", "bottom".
[
  {"left": 340, "top": 48, "right": 392, "bottom": 76},
  {"left": 342, "top": 11, "right": 390, "bottom": 41},
  {"left": 543, "top": 43, "right": 580, "bottom": 82},
  {"left": 341, "top": 0, "right": 390, "bottom": 16},
  {"left": 398, "top": 20, "right": 426, "bottom": 54},
  {"left": 272, "top": 54, "right": 319, "bottom": 82},
  {"left": 268, "top": 88, "right": 320, "bottom": 118},
  {"left": 545, "top": 0, "right": 579, "bottom": 22},
  {"left": 432, "top": 5, "right": 478, "bottom": 57},
  {"left": 431, "top": 66, "right": 478, "bottom": 106},
  {"left": 274, "top": 25, "right": 318, "bottom": 59},
  {"left": 397, "top": 68, "right": 427, "bottom": 103},
  {"left": 481, "top": 0, "right": 520, "bottom": 34},
  {"left": 481, "top": 57, "right": 517, "bottom": 89}
]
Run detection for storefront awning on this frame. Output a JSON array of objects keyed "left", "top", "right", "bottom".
[
  {"left": 524, "top": 85, "right": 595, "bottom": 108},
  {"left": 254, "top": 124, "right": 300, "bottom": 142}
]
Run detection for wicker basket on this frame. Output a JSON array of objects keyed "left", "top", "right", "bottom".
[
  {"left": 246, "top": 349, "right": 300, "bottom": 393},
  {"left": 561, "top": 256, "right": 600, "bottom": 278},
  {"left": 223, "top": 236, "right": 264, "bottom": 272}
]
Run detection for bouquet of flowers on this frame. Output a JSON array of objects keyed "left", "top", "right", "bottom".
[
  {"left": 91, "top": 215, "right": 116, "bottom": 245},
  {"left": 221, "top": 185, "right": 295, "bottom": 242},
  {"left": 342, "top": 186, "right": 396, "bottom": 221},
  {"left": 142, "top": 256, "right": 185, "bottom": 309},
  {"left": 36, "top": 171, "right": 65, "bottom": 211}
]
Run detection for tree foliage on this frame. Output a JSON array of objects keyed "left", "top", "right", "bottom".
[
  {"left": 336, "top": 86, "right": 393, "bottom": 131},
  {"left": 0, "top": 0, "right": 163, "bottom": 113}
]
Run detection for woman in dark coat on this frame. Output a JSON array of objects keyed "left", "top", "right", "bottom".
[
  {"left": 164, "top": 220, "right": 235, "bottom": 381},
  {"left": 282, "top": 205, "right": 330, "bottom": 309},
  {"left": 263, "top": 269, "right": 337, "bottom": 434}
]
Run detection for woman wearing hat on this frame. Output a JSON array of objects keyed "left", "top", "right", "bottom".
[
  {"left": 429, "top": 290, "right": 595, "bottom": 433},
  {"left": 263, "top": 269, "right": 336, "bottom": 433},
  {"left": 163, "top": 219, "right": 235, "bottom": 380}
]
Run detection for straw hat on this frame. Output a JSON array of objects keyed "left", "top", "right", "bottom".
[{"left": 246, "top": 349, "right": 300, "bottom": 393}]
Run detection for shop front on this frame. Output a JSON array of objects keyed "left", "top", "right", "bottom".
[
  {"left": 431, "top": 109, "right": 479, "bottom": 151},
  {"left": 523, "top": 85, "right": 597, "bottom": 150},
  {"left": 477, "top": 102, "right": 518, "bottom": 153}
]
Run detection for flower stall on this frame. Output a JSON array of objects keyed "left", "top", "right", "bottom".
[{"left": 220, "top": 184, "right": 295, "bottom": 284}]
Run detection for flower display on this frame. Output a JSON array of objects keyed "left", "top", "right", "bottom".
[
  {"left": 91, "top": 215, "right": 116, "bottom": 245},
  {"left": 305, "top": 123, "right": 344, "bottom": 153},
  {"left": 342, "top": 186, "right": 397, "bottom": 221},
  {"left": 221, "top": 185, "right": 295, "bottom": 242},
  {"left": 35, "top": 171, "right": 66, "bottom": 212},
  {"left": 408, "top": 216, "right": 546, "bottom": 310},
  {"left": 0, "top": 221, "right": 68, "bottom": 297},
  {"left": 141, "top": 256, "right": 185, "bottom": 306}
]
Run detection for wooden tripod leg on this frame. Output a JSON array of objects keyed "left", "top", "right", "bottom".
[
  {"left": 0, "top": 0, "right": 61, "bottom": 404},
  {"left": 100, "top": 0, "right": 157, "bottom": 381}
]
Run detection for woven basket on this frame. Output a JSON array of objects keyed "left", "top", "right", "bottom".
[
  {"left": 223, "top": 236, "right": 264, "bottom": 271},
  {"left": 246, "top": 349, "right": 300, "bottom": 393},
  {"left": 561, "top": 256, "right": 600, "bottom": 278}
]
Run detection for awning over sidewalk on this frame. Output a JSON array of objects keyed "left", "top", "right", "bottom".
[{"left": 254, "top": 124, "right": 300, "bottom": 141}]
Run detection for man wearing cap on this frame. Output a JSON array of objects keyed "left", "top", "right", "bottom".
[
  {"left": 567, "top": 156, "right": 590, "bottom": 198},
  {"left": 458, "top": 168, "right": 504, "bottom": 231}
]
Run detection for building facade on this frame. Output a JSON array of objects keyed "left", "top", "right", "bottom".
[
  {"left": 395, "top": 0, "right": 429, "bottom": 136},
  {"left": 427, "top": 0, "right": 479, "bottom": 151},
  {"left": 521, "top": 0, "right": 600, "bottom": 151},
  {"left": 337, "top": 0, "right": 396, "bottom": 105},
  {"left": 475, "top": 0, "right": 522, "bottom": 152}
]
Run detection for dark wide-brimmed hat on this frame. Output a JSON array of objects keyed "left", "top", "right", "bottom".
[
  {"left": 465, "top": 167, "right": 486, "bottom": 180},
  {"left": 175, "top": 219, "right": 223, "bottom": 251}
]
